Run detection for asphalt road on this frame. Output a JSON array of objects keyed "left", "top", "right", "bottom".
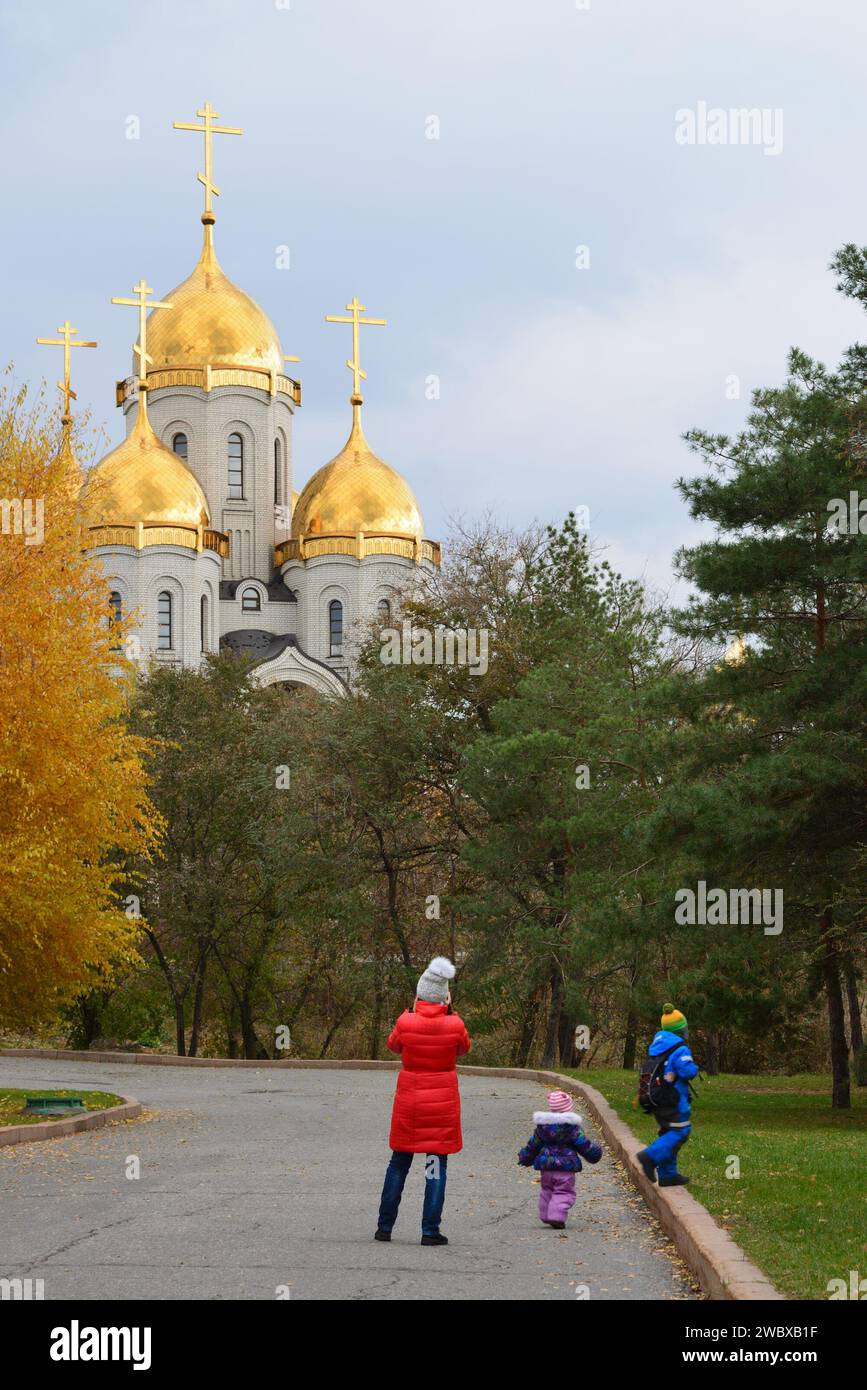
[{"left": 0, "top": 1058, "right": 697, "bottom": 1301}]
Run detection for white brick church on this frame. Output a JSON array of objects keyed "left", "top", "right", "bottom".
[{"left": 80, "top": 105, "right": 440, "bottom": 697}]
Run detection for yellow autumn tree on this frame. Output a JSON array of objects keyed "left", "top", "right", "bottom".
[{"left": 0, "top": 377, "right": 160, "bottom": 1029}]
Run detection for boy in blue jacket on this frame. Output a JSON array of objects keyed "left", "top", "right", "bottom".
[{"left": 637, "top": 1003, "right": 699, "bottom": 1187}]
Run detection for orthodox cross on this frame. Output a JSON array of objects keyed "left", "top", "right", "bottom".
[
  {"left": 36, "top": 320, "right": 97, "bottom": 423},
  {"left": 111, "top": 281, "right": 173, "bottom": 390},
  {"left": 173, "top": 102, "right": 243, "bottom": 223},
  {"left": 325, "top": 297, "right": 386, "bottom": 402}
]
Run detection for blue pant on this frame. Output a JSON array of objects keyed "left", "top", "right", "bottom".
[
  {"left": 377, "top": 1150, "right": 448, "bottom": 1237},
  {"left": 645, "top": 1123, "right": 692, "bottom": 1179}
]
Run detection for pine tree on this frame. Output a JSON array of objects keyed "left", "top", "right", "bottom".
[
  {"left": 649, "top": 254, "right": 867, "bottom": 1107},
  {"left": 457, "top": 516, "right": 669, "bottom": 1067}
]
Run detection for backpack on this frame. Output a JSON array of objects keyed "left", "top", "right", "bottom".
[{"left": 638, "top": 1043, "right": 682, "bottom": 1120}]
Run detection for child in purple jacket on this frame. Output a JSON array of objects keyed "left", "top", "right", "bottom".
[{"left": 517, "top": 1089, "right": 602, "bottom": 1229}]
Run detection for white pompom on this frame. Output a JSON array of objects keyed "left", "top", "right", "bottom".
[{"left": 428, "top": 956, "right": 455, "bottom": 979}]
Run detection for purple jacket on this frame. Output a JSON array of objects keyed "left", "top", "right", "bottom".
[{"left": 518, "top": 1109, "right": 603, "bottom": 1173}]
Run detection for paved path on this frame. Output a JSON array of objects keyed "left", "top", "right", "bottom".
[{"left": 0, "top": 1059, "right": 697, "bottom": 1301}]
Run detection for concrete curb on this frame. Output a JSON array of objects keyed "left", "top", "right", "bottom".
[
  {"left": 0, "top": 1048, "right": 399, "bottom": 1069},
  {"left": 460, "top": 1064, "right": 785, "bottom": 1302},
  {"left": 0, "top": 1049, "right": 784, "bottom": 1299},
  {"left": 0, "top": 1093, "right": 143, "bottom": 1148}
]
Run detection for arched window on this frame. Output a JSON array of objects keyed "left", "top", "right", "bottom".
[
  {"left": 172, "top": 432, "right": 188, "bottom": 460},
  {"left": 377, "top": 598, "right": 391, "bottom": 625},
  {"left": 200, "top": 594, "right": 209, "bottom": 652},
  {"left": 227, "top": 433, "right": 244, "bottom": 499},
  {"left": 109, "top": 590, "right": 122, "bottom": 651},
  {"left": 241, "top": 587, "right": 261, "bottom": 612},
  {"left": 157, "top": 591, "right": 173, "bottom": 650},
  {"left": 274, "top": 438, "right": 282, "bottom": 505},
  {"left": 329, "top": 599, "right": 343, "bottom": 655}
]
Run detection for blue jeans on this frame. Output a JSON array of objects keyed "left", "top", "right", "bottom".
[
  {"left": 377, "top": 1150, "right": 449, "bottom": 1237},
  {"left": 645, "top": 1123, "right": 692, "bottom": 1179}
]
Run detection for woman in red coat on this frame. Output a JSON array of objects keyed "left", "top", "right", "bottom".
[{"left": 375, "top": 957, "right": 471, "bottom": 1246}]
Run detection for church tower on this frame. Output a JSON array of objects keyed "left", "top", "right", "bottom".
[
  {"left": 257, "top": 296, "right": 441, "bottom": 689},
  {"left": 81, "top": 277, "right": 226, "bottom": 666},
  {"left": 80, "top": 101, "right": 440, "bottom": 695}
]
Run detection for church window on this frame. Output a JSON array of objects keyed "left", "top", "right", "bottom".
[
  {"left": 242, "top": 587, "right": 261, "bottom": 612},
  {"left": 200, "top": 594, "right": 209, "bottom": 652},
  {"left": 172, "top": 432, "right": 188, "bottom": 460},
  {"left": 228, "top": 433, "right": 244, "bottom": 499},
  {"left": 274, "top": 438, "right": 282, "bottom": 505},
  {"left": 109, "top": 591, "right": 122, "bottom": 651},
  {"left": 157, "top": 591, "right": 173, "bottom": 650},
  {"left": 377, "top": 598, "right": 391, "bottom": 624},
  {"left": 329, "top": 599, "right": 343, "bottom": 655}
]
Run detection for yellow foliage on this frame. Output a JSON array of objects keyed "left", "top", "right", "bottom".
[{"left": 0, "top": 377, "right": 161, "bottom": 1027}]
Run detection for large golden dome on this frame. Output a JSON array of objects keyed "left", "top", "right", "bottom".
[
  {"left": 136, "top": 227, "right": 284, "bottom": 375},
  {"left": 84, "top": 402, "right": 210, "bottom": 528},
  {"left": 292, "top": 406, "right": 423, "bottom": 538}
]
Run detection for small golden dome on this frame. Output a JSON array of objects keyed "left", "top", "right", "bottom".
[
  {"left": 137, "top": 227, "right": 284, "bottom": 375},
  {"left": 724, "top": 635, "right": 747, "bottom": 666},
  {"left": 84, "top": 401, "right": 210, "bottom": 528},
  {"left": 292, "top": 406, "right": 423, "bottom": 538}
]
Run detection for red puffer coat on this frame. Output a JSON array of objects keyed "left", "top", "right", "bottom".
[{"left": 387, "top": 1000, "right": 471, "bottom": 1154}]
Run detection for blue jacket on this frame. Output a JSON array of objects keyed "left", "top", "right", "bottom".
[
  {"left": 517, "top": 1110, "right": 603, "bottom": 1172},
  {"left": 647, "top": 1030, "right": 699, "bottom": 1121}
]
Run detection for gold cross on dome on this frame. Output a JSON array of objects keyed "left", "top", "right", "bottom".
[
  {"left": 173, "top": 102, "right": 243, "bottom": 223},
  {"left": 111, "top": 280, "right": 173, "bottom": 389},
  {"left": 325, "top": 297, "right": 386, "bottom": 402},
  {"left": 36, "top": 320, "right": 97, "bottom": 420}
]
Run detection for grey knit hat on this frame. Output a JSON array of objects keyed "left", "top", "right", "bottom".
[{"left": 416, "top": 956, "right": 456, "bottom": 1004}]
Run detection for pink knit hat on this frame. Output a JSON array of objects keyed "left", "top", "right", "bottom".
[{"left": 547, "top": 1090, "right": 573, "bottom": 1113}]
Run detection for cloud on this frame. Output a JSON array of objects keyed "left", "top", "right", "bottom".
[{"left": 369, "top": 234, "right": 864, "bottom": 593}]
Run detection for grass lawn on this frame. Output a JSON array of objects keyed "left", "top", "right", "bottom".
[
  {"left": 0, "top": 1088, "right": 124, "bottom": 1127},
  {"left": 565, "top": 1069, "right": 867, "bottom": 1302}
]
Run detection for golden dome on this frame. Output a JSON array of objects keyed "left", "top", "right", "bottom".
[
  {"left": 136, "top": 227, "right": 284, "bottom": 375},
  {"left": 84, "top": 401, "right": 210, "bottom": 528},
  {"left": 724, "top": 635, "right": 747, "bottom": 665},
  {"left": 292, "top": 406, "right": 423, "bottom": 538}
]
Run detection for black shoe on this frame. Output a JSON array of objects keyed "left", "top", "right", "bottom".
[
  {"left": 420, "top": 1233, "right": 448, "bottom": 1245},
  {"left": 658, "top": 1174, "right": 690, "bottom": 1187},
  {"left": 637, "top": 1149, "right": 657, "bottom": 1183},
  {"left": 547, "top": 1220, "right": 565, "bottom": 1229},
  {"left": 374, "top": 1229, "right": 391, "bottom": 1241}
]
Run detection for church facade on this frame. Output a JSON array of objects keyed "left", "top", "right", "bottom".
[{"left": 78, "top": 104, "right": 440, "bottom": 697}]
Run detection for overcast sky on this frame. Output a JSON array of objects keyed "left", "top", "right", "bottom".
[{"left": 3, "top": 0, "right": 867, "bottom": 595}]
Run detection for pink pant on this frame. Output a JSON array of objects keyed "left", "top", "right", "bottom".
[{"left": 539, "top": 1170, "right": 576, "bottom": 1223}]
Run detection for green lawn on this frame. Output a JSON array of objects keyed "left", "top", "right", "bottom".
[
  {"left": 565, "top": 1069, "right": 867, "bottom": 1302},
  {"left": 0, "top": 1088, "right": 124, "bottom": 1127}
]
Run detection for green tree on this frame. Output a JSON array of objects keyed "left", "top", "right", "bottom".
[
  {"left": 650, "top": 260, "right": 867, "bottom": 1107},
  {"left": 456, "top": 516, "right": 670, "bottom": 1067},
  {"left": 126, "top": 654, "right": 345, "bottom": 1057}
]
